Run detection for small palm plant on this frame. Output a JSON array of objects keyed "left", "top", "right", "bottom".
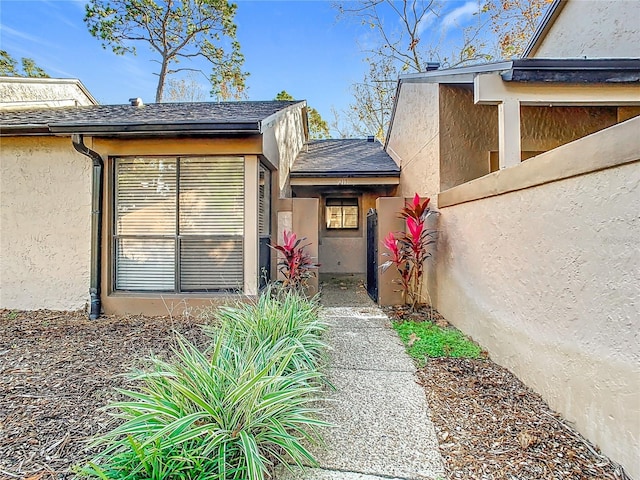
[
  {"left": 269, "top": 230, "right": 320, "bottom": 292},
  {"left": 381, "top": 194, "right": 437, "bottom": 310}
]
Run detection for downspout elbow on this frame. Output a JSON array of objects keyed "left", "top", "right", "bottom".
[{"left": 72, "top": 134, "right": 103, "bottom": 320}]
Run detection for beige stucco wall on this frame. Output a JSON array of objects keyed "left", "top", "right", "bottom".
[
  {"left": 532, "top": 0, "right": 640, "bottom": 58},
  {"left": 386, "top": 82, "right": 440, "bottom": 202},
  {"left": 433, "top": 120, "right": 640, "bottom": 477},
  {"left": 0, "top": 136, "right": 92, "bottom": 310},
  {"left": 439, "top": 85, "right": 497, "bottom": 191},
  {"left": 0, "top": 77, "right": 97, "bottom": 108},
  {"left": 438, "top": 85, "right": 620, "bottom": 190},
  {"left": 290, "top": 188, "right": 386, "bottom": 274},
  {"left": 262, "top": 104, "right": 307, "bottom": 198},
  {"left": 292, "top": 198, "right": 319, "bottom": 295}
]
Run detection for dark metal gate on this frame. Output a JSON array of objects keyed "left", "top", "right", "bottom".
[
  {"left": 259, "top": 236, "right": 271, "bottom": 289},
  {"left": 366, "top": 208, "right": 378, "bottom": 302}
]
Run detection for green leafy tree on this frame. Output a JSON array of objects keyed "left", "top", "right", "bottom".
[
  {"left": 275, "top": 90, "right": 330, "bottom": 140},
  {"left": 0, "top": 50, "right": 49, "bottom": 77},
  {"left": 85, "top": 0, "right": 248, "bottom": 102}
]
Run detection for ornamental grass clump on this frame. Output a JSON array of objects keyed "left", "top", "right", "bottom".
[
  {"left": 80, "top": 293, "right": 328, "bottom": 480},
  {"left": 381, "top": 194, "right": 437, "bottom": 310},
  {"left": 211, "top": 287, "right": 327, "bottom": 376}
]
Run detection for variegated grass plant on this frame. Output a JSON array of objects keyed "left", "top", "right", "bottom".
[
  {"left": 211, "top": 287, "right": 327, "bottom": 376},
  {"left": 79, "top": 291, "right": 328, "bottom": 480}
]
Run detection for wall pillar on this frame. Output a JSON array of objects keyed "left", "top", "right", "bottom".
[
  {"left": 292, "top": 198, "right": 320, "bottom": 295},
  {"left": 498, "top": 100, "right": 522, "bottom": 169},
  {"left": 244, "top": 155, "right": 259, "bottom": 296},
  {"left": 376, "top": 197, "right": 405, "bottom": 306}
]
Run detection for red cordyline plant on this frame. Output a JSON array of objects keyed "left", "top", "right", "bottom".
[
  {"left": 269, "top": 230, "right": 320, "bottom": 292},
  {"left": 381, "top": 194, "right": 437, "bottom": 310}
]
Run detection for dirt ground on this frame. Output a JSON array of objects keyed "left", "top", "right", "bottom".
[
  {"left": 0, "top": 298, "right": 633, "bottom": 480},
  {"left": 388, "top": 305, "right": 632, "bottom": 480},
  {"left": 0, "top": 309, "right": 210, "bottom": 479}
]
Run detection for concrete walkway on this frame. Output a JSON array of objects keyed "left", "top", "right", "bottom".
[{"left": 277, "top": 276, "right": 445, "bottom": 480}]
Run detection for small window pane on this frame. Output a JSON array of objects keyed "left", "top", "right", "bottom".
[
  {"left": 326, "top": 198, "right": 359, "bottom": 229},
  {"left": 116, "top": 158, "right": 176, "bottom": 235},
  {"left": 116, "top": 238, "right": 175, "bottom": 291},
  {"left": 180, "top": 237, "right": 243, "bottom": 291},
  {"left": 179, "top": 157, "right": 244, "bottom": 235}
]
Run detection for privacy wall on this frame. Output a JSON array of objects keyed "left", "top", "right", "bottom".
[{"left": 434, "top": 119, "right": 640, "bottom": 477}]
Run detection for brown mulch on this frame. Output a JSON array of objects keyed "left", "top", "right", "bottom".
[
  {"left": 387, "top": 305, "right": 631, "bottom": 480},
  {"left": 0, "top": 309, "right": 210, "bottom": 480},
  {"left": 1, "top": 306, "right": 632, "bottom": 480}
]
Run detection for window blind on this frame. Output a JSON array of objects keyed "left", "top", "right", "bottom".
[{"left": 114, "top": 157, "right": 244, "bottom": 292}]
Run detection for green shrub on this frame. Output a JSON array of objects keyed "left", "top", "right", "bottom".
[
  {"left": 393, "top": 320, "right": 482, "bottom": 365},
  {"left": 80, "top": 291, "right": 328, "bottom": 480},
  {"left": 210, "top": 288, "right": 327, "bottom": 376}
]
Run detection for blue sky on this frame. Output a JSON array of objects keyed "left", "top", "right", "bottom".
[{"left": 0, "top": 0, "right": 483, "bottom": 130}]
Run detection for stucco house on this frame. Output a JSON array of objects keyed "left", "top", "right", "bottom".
[
  {"left": 1, "top": 0, "right": 639, "bottom": 475},
  {"left": 380, "top": 0, "right": 640, "bottom": 476},
  {"left": 0, "top": 99, "right": 314, "bottom": 317},
  {"left": 0, "top": 91, "right": 401, "bottom": 316}
]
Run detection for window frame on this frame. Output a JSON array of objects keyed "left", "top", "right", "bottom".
[
  {"left": 111, "top": 155, "right": 245, "bottom": 294},
  {"left": 325, "top": 197, "right": 359, "bottom": 230}
]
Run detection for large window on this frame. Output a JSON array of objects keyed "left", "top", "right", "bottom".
[
  {"left": 114, "top": 157, "right": 244, "bottom": 292},
  {"left": 326, "top": 197, "right": 358, "bottom": 229}
]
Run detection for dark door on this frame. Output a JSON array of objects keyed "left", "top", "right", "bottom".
[{"left": 366, "top": 208, "right": 378, "bottom": 302}]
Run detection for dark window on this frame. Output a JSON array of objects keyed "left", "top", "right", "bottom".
[{"left": 326, "top": 198, "right": 358, "bottom": 229}]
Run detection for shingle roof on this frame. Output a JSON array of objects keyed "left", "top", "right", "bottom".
[
  {"left": 291, "top": 139, "right": 400, "bottom": 177},
  {"left": 0, "top": 100, "right": 302, "bottom": 136}
]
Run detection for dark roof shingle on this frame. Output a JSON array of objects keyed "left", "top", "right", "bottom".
[
  {"left": 291, "top": 139, "right": 399, "bottom": 177},
  {"left": 0, "top": 100, "right": 301, "bottom": 135}
]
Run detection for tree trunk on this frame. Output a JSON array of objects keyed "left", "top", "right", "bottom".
[{"left": 155, "top": 56, "right": 169, "bottom": 103}]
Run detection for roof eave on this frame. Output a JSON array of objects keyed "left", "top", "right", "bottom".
[
  {"left": 48, "top": 121, "right": 261, "bottom": 136},
  {"left": 290, "top": 171, "right": 400, "bottom": 178}
]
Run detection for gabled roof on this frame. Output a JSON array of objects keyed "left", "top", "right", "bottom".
[
  {"left": 522, "top": 0, "right": 565, "bottom": 58},
  {"left": 291, "top": 139, "right": 400, "bottom": 178},
  {"left": 0, "top": 100, "right": 303, "bottom": 136},
  {"left": 386, "top": 58, "right": 640, "bottom": 146}
]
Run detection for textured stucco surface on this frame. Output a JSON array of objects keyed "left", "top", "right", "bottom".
[
  {"left": 262, "top": 104, "right": 306, "bottom": 198},
  {"left": 292, "top": 198, "right": 319, "bottom": 295},
  {"left": 437, "top": 85, "right": 619, "bottom": 190},
  {"left": 439, "top": 85, "right": 497, "bottom": 191},
  {"left": 0, "top": 136, "right": 91, "bottom": 310},
  {"left": 386, "top": 82, "right": 440, "bottom": 201},
  {"left": 0, "top": 79, "right": 96, "bottom": 107},
  {"left": 434, "top": 154, "right": 640, "bottom": 476},
  {"left": 533, "top": 0, "right": 640, "bottom": 58}
]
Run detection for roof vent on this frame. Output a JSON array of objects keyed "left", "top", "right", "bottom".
[
  {"left": 129, "top": 97, "right": 144, "bottom": 107},
  {"left": 425, "top": 62, "right": 440, "bottom": 71},
  {"left": 367, "top": 135, "right": 375, "bottom": 142}
]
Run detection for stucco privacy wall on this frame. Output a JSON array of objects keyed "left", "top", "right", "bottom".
[
  {"left": 262, "top": 104, "right": 307, "bottom": 198},
  {"left": 532, "top": 0, "right": 640, "bottom": 58},
  {"left": 0, "top": 136, "right": 91, "bottom": 310},
  {"left": 386, "top": 82, "right": 440, "bottom": 201},
  {"left": 434, "top": 121, "right": 640, "bottom": 476},
  {"left": 438, "top": 85, "right": 619, "bottom": 190},
  {"left": 292, "top": 198, "right": 319, "bottom": 295}
]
